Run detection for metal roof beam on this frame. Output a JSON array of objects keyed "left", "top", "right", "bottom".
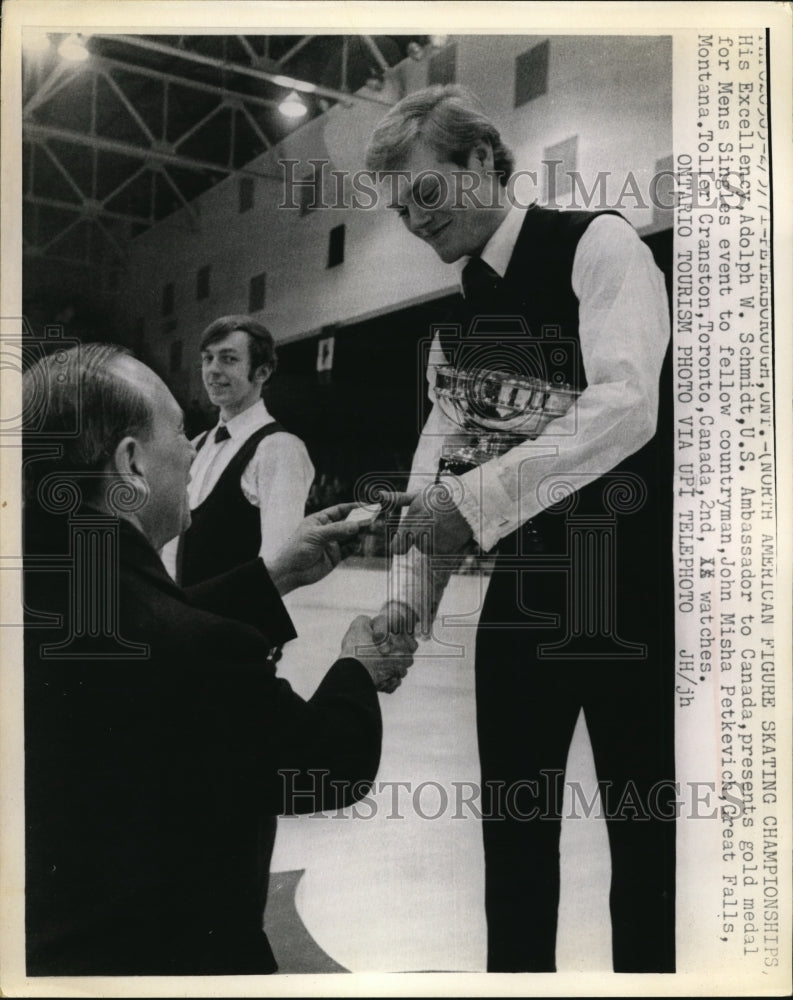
[
  {"left": 236, "top": 35, "right": 259, "bottom": 64},
  {"left": 90, "top": 34, "right": 392, "bottom": 106},
  {"left": 34, "top": 213, "right": 86, "bottom": 256},
  {"left": 39, "top": 142, "right": 87, "bottom": 201},
  {"left": 24, "top": 122, "right": 279, "bottom": 179},
  {"left": 92, "top": 216, "right": 129, "bottom": 259},
  {"left": 23, "top": 60, "right": 74, "bottom": 116},
  {"left": 275, "top": 35, "right": 316, "bottom": 69},
  {"left": 91, "top": 53, "right": 281, "bottom": 115},
  {"left": 237, "top": 102, "right": 271, "bottom": 152},
  {"left": 100, "top": 162, "right": 152, "bottom": 214},
  {"left": 362, "top": 36, "right": 391, "bottom": 74},
  {"left": 89, "top": 54, "right": 276, "bottom": 150},
  {"left": 171, "top": 100, "right": 228, "bottom": 151},
  {"left": 157, "top": 166, "right": 199, "bottom": 227},
  {"left": 24, "top": 193, "right": 153, "bottom": 228},
  {"left": 97, "top": 66, "right": 157, "bottom": 143}
]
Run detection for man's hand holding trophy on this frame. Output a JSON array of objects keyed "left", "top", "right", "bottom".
[{"left": 374, "top": 364, "right": 581, "bottom": 653}]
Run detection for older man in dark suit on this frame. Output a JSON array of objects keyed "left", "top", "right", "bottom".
[{"left": 22, "top": 342, "right": 414, "bottom": 976}]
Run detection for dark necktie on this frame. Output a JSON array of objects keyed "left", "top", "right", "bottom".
[
  {"left": 214, "top": 424, "right": 231, "bottom": 444},
  {"left": 461, "top": 255, "right": 504, "bottom": 313}
]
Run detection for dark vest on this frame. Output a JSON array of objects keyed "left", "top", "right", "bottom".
[
  {"left": 442, "top": 205, "right": 673, "bottom": 569},
  {"left": 178, "top": 422, "right": 285, "bottom": 587}
]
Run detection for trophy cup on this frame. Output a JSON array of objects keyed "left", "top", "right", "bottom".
[
  {"left": 434, "top": 364, "right": 580, "bottom": 475},
  {"left": 385, "top": 365, "right": 581, "bottom": 637}
]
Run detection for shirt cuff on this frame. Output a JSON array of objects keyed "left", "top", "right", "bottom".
[{"left": 456, "top": 463, "right": 522, "bottom": 552}]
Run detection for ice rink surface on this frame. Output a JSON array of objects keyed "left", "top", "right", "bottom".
[{"left": 268, "top": 562, "right": 613, "bottom": 973}]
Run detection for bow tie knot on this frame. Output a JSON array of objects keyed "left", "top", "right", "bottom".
[{"left": 214, "top": 424, "right": 231, "bottom": 444}]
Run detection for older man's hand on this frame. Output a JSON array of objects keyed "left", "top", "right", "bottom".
[
  {"left": 341, "top": 615, "right": 418, "bottom": 693},
  {"left": 267, "top": 500, "right": 410, "bottom": 596},
  {"left": 381, "top": 484, "right": 473, "bottom": 557}
]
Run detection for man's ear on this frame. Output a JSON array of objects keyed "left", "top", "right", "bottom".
[
  {"left": 112, "top": 436, "right": 145, "bottom": 479},
  {"left": 254, "top": 363, "right": 273, "bottom": 387},
  {"left": 106, "top": 436, "right": 150, "bottom": 515}
]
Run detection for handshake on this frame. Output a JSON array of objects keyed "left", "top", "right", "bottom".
[{"left": 340, "top": 603, "right": 418, "bottom": 694}]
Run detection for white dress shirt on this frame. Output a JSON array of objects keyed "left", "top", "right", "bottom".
[
  {"left": 391, "top": 207, "right": 670, "bottom": 623},
  {"left": 161, "top": 398, "right": 315, "bottom": 579}
]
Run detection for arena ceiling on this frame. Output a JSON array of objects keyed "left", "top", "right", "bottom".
[{"left": 21, "top": 33, "right": 433, "bottom": 306}]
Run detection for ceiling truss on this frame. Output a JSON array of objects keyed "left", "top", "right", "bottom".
[
  {"left": 21, "top": 33, "right": 434, "bottom": 291},
  {"left": 90, "top": 34, "right": 393, "bottom": 107}
]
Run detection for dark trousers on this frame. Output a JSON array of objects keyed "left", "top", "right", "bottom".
[{"left": 474, "top": 545, "right": 676, "bottom": 973}]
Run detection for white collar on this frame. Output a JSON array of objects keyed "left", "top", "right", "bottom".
[
  {"left": 457, "top": 202, "right": 530, "bottom": 284},
  {"left": 213, "top": 398, "right": 273, "bottom": 441}
]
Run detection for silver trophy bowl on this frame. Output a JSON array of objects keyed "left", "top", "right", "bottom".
[{"left": 434, "top": 365, "right": 579, "bottom": 474}]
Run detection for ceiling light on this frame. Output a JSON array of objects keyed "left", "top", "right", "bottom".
[
  {"left": 279, "top": 90, "right": 308, "bottom": 119},
  {"left": 58, "top": 33, "right": 90, "bottom": 63}
]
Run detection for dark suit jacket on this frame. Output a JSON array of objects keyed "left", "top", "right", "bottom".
[{"left": 24, "top": 512, "right": 382, "bottom": 976}]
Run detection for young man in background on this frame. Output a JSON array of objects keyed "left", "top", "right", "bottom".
[{"left": 165, "top": 315, "right": 314, "bottom": 586}]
